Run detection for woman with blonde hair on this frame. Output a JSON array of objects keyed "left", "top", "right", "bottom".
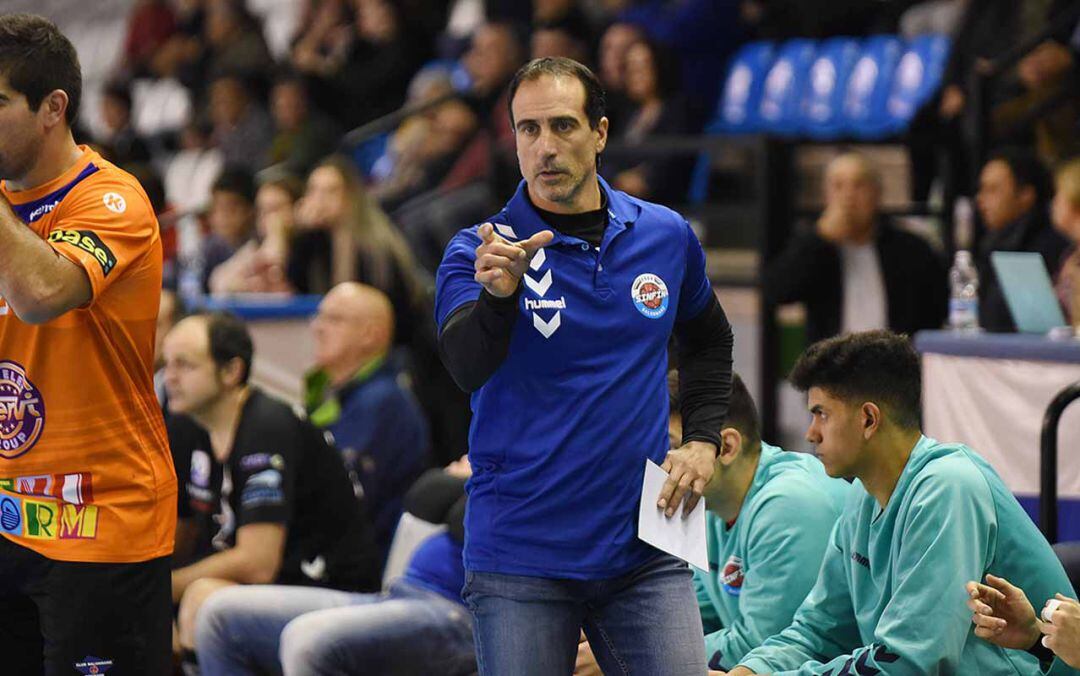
[
  {"left": 289, "top": 155, "right": 424, "bottom": 343},
  {"left": 1051, "top": 158, "right": 1080, "bottom": 330}
]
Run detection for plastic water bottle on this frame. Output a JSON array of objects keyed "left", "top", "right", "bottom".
[{"left": 948, "top": 250, "right": 979, "bottom": 331}]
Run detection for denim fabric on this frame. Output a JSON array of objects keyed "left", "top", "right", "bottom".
[
  {"left": 463, "top": 553, "right": 706, "bottom": 676},
  {"left": 195, "top": 579, "right": 475, "bottom": 675}
]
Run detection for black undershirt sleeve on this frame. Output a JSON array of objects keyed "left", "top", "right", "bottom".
[
  {"left": 438, "top": 288, "right": 521, "bottom": 393},
  {"left": 673, "top": 294, "right": 733, "bottom": 452}
]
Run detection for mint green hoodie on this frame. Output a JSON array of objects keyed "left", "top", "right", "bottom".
[
  {"left": 695, "top": 443, "right": 851, "bottom": 670},
  {"left": 738, "top": 436, "right": 1078, "bottom": 675}
]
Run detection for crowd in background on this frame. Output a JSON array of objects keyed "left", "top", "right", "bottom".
[{"left": 55, "top": 0, "right": 1079, "bottom": 466}]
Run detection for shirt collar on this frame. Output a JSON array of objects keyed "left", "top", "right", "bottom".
[{"left": 502, "top": 176, "right": 642, "bottom": 245}]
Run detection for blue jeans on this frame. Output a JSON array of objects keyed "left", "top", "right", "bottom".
[
  {"left": 463, "top": 553, "right": 706, "bottom": 675},
  {"left": 194, "top": 580, "right": 476, "bottom": 676}
]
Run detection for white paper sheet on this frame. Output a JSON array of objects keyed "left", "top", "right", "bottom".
[{"left": 637, "top": 459, "right": 709, "bottom": 571}]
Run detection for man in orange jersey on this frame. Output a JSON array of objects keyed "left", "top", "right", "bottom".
[{"left": 0, "top": 14, "right": 176, "bottom": 675}]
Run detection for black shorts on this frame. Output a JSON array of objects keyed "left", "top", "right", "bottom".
[{"left": 0, "top": 535, "right": 172, "bottom": 675}]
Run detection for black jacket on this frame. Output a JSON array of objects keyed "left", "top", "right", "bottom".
[
  {"left": 977, "top": 209, "right": 1071, "bottom": 332},
  {"left": 764, "top": 219, "right": 948, "bottom": 345}
]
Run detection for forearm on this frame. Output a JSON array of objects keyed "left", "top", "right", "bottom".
[
  {"left": 171, "top": 547, "right": 281, "bottom": 601},
  {"left": 675, "top": 295, "right": 733, "bottom": 450},
  {"left": 438, "top": 290, "right": 520, "bottom": 392},
  {"left": 0, "top": 202, "right": 90, "bottom": 322}
]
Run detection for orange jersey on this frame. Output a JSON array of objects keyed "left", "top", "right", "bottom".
[{"left": 0, "top": 146, "right": 176, "bottom": 563}]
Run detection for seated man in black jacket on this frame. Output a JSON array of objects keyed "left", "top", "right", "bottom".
[
  {"left": 765, "top": 152, "right": 948, "bottom": 345},
  {"left": 975, "top": 148, "right": 1071, "bottom": 331},
  {"left": 163, "top": 313, "right": 381, "bottom": 661}
]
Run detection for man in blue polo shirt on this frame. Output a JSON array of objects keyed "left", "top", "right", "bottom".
[{"left": 436, "top": 56, "right": 734, "bottom": 675}]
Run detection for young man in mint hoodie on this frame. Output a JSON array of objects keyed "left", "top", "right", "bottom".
[
  {"left": 577, "top": 373, "right": 849, "bottom": 674},
  {"left": 726, "top": 330, "right": 1076, "bottom": 676},
  {"left": 689, "top": 374, "right": 850, "bottom": 671}
]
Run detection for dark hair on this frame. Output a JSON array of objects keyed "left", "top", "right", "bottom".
[
  {"left": 727, "top": 374, "right": 760, "bottom": 448},
  {"left": 212, "top": 166, "right": 256, "bottom": 204},
  {"left": 508, "top": 57, "right": 606, "bottom": 130},
  {"left": 667, "top": 371, "right": 760, "bottom": 450},
  {"left": 988, "top": 147, "right": 1053, "bottom": 209},
  {"left": 203, "top": 312, "right": 253, "bottom": 385},
  {"left": 626, "top": 37, "right": 681, "bottom": 100},
  {"left": 790, "top": 330, "right": 921, "bottom": 430},
  {"left": 102, "top": 79, "right": 132, "bottom": 112},
  {"left": 0, "top": 14, "right": 82, "bottom": 125}
]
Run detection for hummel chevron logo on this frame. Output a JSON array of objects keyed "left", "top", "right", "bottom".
[
  {"left": 530, "top": 247, "right": 546, "bottom": 270},
  {"left": 533, "top": 311, "right": 561, "bottom": 338},
  {"left": 495, "top": 223, "right": 517, "bottom": 239},
  {"left": 524, "top": 269, "right": 552, "bottom": 296}
]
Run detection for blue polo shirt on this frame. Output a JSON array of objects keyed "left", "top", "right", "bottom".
[{"left": 435, "top": 177, "right": 714, "bottom": 579}]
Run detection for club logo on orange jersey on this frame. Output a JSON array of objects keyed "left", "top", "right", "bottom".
[{"left": 0, "top": 361, "right": 45, "bottom": 459}]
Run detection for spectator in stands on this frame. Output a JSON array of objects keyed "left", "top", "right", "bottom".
[
  {"left": 208, "top": 74, "right": 274, "bottom": 172},
  {"left": 304, "top": 282, "right": 431, "bottom": 559},
  {"left": 578, "top": 373, "right": 849, "bottom": 674},
  {"left": 203, "top": 167, "right": 257, "bottom": 290},
  {"left": 596, "top": 21, "right": 644, "bottom": 131},
  {"left": 97, "top": 80, "right": 151, "bottom": 166},
  {"left": 164, "top": 312, "right": 381, "bottom": 662},
  {"left": 121, "top": 0, "right": 178, "bottom": 78},
  {"left": 289, "top": 156, "right": 423, "bottom": 345},
  {"left": 765, "top": 152, "right": 948, "bottom": 345},
  {"left": 968, "top": 573, "right": 1080, "bottom": 669},
  {"left": 616, "top": 0, "right": 745, "bottom": 128},
  {"left": 372, "top": 90, "right": 481, "bottom": 213},
  {"left": 603, "top": 37, "right": 690, "bottom": 203},
  {"left": 164, "top": 120, "right": 224, "bottom": 216},
  {"left": 974, "top": 149, "right": 1070, "bottom": 331},
  {"left": 192, "top": 462, "right": 474, "bottom": 676},
  {"left": 531, "top": 21, "right": 591, "bottom": 63},
  {"left": 726, "top": 330, "right": 1074, "bottom": 675},
  {"left": 265, "top": 73, "right": 341, "bottom": 177},
  {"left": 208, "top": 172, "right": 302, "bottom": 295},
  {"left": 438, "top": 21, "right": 526, "bottom": 195},
  {"left": 1051, "top": 158, "right": 1080, "bottom": 329},
  {"left": 294, "top": 0, "right": 427, "bottom": 129},
  {"left": 200, "top": 0, "right": 273, "bottom": 86}
]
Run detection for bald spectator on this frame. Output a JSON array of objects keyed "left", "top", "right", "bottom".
[
  {"left": 304, "top": 283, "right": 431, "bottom": 560},
  {"left": 765, "top": 152, "right": 948, "bottom": 345}
]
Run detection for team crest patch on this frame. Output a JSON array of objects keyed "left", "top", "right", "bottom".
[
  {"left": 721, "top": 555, "right": 744, "bottom": 596},
  {"left": 631, "top": 274, "right": 669, "bottom": 319},
  {"left": 0, "top": 361, "right": 45, "bottom": 459}
]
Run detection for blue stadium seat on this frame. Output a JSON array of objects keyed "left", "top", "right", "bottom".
[
  {"left": 758, "top": 39, "right": 818, "bottom": 136},
  {"left": 880, "top": 34, "right": 952, "bottom": 136},
  {"left": 799, "top": 37, "right": 861, "bottom": 140},
  {"left": 687, "top": 41, "right": 776, "bottom": 203},
  {"left": 709, "top": 41, "right": 777, "bottom": 134},
  {"left": 841, "top": 35, "right": 904, "bottom": 139}
]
